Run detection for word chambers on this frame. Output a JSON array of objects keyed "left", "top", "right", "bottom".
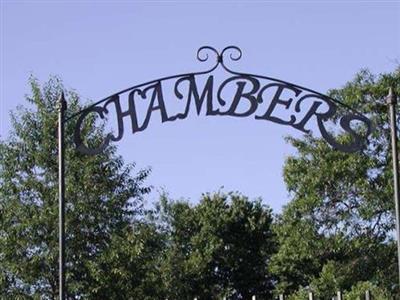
[{"left": 74, "top": 75, "right": 370, "bottom": 154}]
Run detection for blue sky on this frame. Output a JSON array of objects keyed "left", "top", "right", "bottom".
[{"left": 1, "top": 0, "right": 399, "bottom": 212}]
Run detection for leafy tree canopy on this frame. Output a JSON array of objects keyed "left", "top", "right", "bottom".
[
  {"left": 271, "top": 68, "right": 400, "bottom": 297},
  {"left": 157, "top": 192, "right": 277, "bottom": 299},
  {"left": 0, "top": 77, "right": 151, "bottom": 298}
]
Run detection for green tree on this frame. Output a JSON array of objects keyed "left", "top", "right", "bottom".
[
  {"left": 346, "top": 281, "right": 391, "bottom": 300},
  {"left": 271, "top": 68, "right": 400, "bottom": 297},
  {"left": 0, "top": 77, "right": 151, "bottom": 298},
  {"left": 159, "top": 192, "right": 277, "bottom": 299},
  {"left": 85, "top": 221, "right": 166, "bottom": 299}
]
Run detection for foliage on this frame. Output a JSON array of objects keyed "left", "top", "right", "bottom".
[
  {"left": 158, "top": 192, "right": 277, "bottom": 299},
  {"left": 286, "top": 287, "right": 311, "bottom": 300},
  {"left": 0, "top": 77, "right": 151, "bottom": 299},
  {"left": 85, "top": 221, "right": 166, "bottom": 299},
  {"left": 271, "top": 68, "right": 400, "bottom": 297},
  {"left": 345, "top": 281, "right": 391, "bottom": 300}
]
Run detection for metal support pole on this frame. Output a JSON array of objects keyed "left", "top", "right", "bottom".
[
  {"left": 58, "top": 92, "right": 67, "bottom": 300},
  {"left": 387, "top": 87, "right": 400, "bottom": 287},
  {"left": 365, "top": 290, "right": 371, "bottom": 300},
  {"left": 308, "top": 291, "right": 314, "bottom": 300},
  {"left": 336, "top": 291, "right": 342, "bottom": 300}
]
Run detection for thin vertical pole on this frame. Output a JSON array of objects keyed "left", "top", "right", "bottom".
[
  {"left": 308, "top": 291, "right": 314, "bottom": 300},
  {"left": 58, "top": 92, "right": 67, "bottom": 300},
  {"left": 387, "top": 87, "right": 400, "bottom": 287},
  {"left": 336, "top": 291, "right": 342, "bottom": 300},
  {"left": 365, "top": 290, "right": 371, "bottom": 300}
]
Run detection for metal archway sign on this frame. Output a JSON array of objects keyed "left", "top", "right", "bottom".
[
  {"left": 68, "top": 46, "right": 372, "bottom": 155},
  {"left": 57, "top": 46, "right": 383, "bottom": 300}
]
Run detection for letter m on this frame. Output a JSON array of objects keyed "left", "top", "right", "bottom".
[{"left": 174, "top": 75, "right": 216, "bottom": 118}]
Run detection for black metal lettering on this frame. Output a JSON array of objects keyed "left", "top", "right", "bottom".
[
  {"left": 138, "top": 81, "right": 171, "bottom": 132},
  {"left": 292, "top": 94, "right": 326, "bottom": 133},
  {"left": 73, "top": 106, "right": 113, "bottom": 155},
  {"left": 217, "top": 76, "right": 260, "bottom": 117},
  {"left": 172, "top": 75, "right": 217, "bottom": 119},
  {"left": 255, "top": 83, "right": 300, "bottom": 125}
]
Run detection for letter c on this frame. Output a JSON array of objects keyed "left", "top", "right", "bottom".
[{"left": 73, "top": 106, "right": 113, "bottom": 155}]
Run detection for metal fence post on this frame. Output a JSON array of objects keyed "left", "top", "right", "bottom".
[
  {"left": 337, "top": 291, "right": 342, "bottom": 300},
  {"left": 58, "top": 92, "right": 66, "bottom": 300},
  {"left": 365, "top": 290, "right": 371, "bottom": 300},
  {"left": 308, "top": 291, "right": 314, "bottom": 300},
  {"left": 387, "top": 87, "right": 400, "bottom": 287}
]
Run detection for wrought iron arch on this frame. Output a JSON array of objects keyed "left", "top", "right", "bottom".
[
  {"left": 55, "top": 47, "right": 400, "bottom": 300},
  {"left": 68, "top": 46, "right": 372, "bottom": 155}
]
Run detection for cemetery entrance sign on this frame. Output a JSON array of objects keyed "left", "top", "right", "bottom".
[
  {"left": 70, "top": 46, "right": 372, "bottom": 154},
  {"left": 58, "top": 46, "right": 399, "bottom": 300}
]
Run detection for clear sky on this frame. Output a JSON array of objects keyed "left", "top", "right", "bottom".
[{"left": 1, "top": 0, "right": 399, "bottom": 212}]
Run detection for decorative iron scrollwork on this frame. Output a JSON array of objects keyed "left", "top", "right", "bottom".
[{"left": 70, "top": 46, "right": 373, "bottom": 155}]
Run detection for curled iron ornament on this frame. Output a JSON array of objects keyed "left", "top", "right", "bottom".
[
  {"left": 195, "top": 45, "right": 243, "bottom": 73},
  {"left": 69, "top": 46, "right": 373, "bottom": 155}
]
